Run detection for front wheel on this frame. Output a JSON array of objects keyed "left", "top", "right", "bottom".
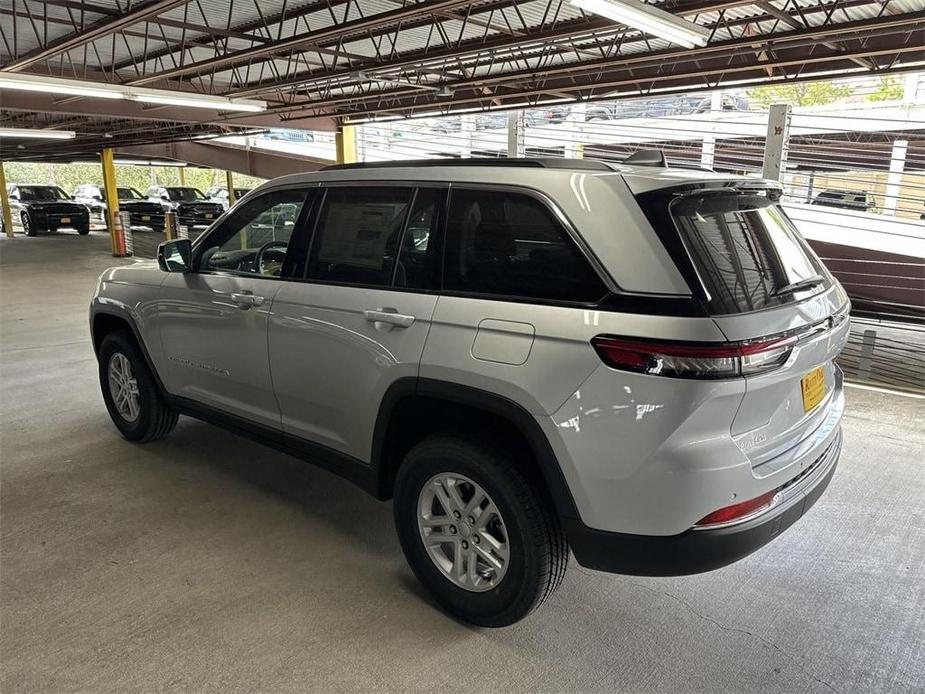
[
  {"left": 98, "top": 331, "right": 177, "bottom": 442},
  {"left": 394, "top": 435, "right": 569, "bottom": 626},
  {"left": 21, "top": 211, "right": 36, "bottom": 236}
]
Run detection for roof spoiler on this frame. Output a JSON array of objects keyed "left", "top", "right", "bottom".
[{"left": 622, "top": 149, "right": 667, "bottom": 167}]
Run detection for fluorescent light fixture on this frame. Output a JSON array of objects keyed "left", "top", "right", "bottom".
[
  {"left": 128, "top": 87, "right": 266, "bottom": 113},
  {"left": 114, "top": 159, "right": 187, "bottom": 166},
  {"left": 0, "top": 127, "right": 76, "bottom": 139},
  {"left": 0, "top": 72, "right": 124, "bottom": 99},
  {"left": 570, "top": 0, "right": 710, "bottom": 48},
  {"left": 0, "top": 73, "right": 267, "bottom": 112}
]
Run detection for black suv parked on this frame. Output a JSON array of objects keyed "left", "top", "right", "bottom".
[
  {"left": 811, "top": 189, "right": 877, "bottom": 213},
  {"left": 6, "top": 184, "right": 90, "bottom": 236},
  {"left": 146, "top": 185, "right": 224, "bottom": 229},
  {"left": 73, "top": 184, "right": 166, "bottom": 231}
]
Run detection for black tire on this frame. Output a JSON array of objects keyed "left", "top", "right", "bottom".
[
  {"left": 394, "top": 435, "right": 569, "bottom": 627},
  {"left": 77, "top": 225, "right": 90, "bottom": 235},
  {"left": 21, "top": 211, "right": 36, "bottom": 236},
  {"left": 98, "top": 331, "right": 177, "bottom": 443}
]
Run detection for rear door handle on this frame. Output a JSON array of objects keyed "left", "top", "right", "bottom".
[
  {"left": 231, "top": 291, "right": 265, "bottom": 309},
  {"left": 363, "top": 308, "right": 415, "bottom": 329}
]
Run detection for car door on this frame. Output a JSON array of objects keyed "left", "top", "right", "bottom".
[
  {"left": 154, "top": 187, "right": 313, "bottom": 430},
  {"left": 268, "top": 184, "right": 446, "bottom": 461},
  {"left": 420, "top": 186, "right": 611, "bottom": 416}
]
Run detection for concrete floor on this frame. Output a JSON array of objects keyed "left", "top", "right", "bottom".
[{"left": 2, "top": 231, "right": 924, "bottom": 693}]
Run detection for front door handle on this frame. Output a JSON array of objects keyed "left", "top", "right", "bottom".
[
  {"left": 231, "top": 291, "right": 265, "bottom": 309},
  {"left": 363, "top": 308, "right": 415, "bottom": 329}
]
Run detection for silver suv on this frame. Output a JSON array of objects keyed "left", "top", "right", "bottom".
[{"left": 90, "top": 157, "right": 849, "bottom": 626}]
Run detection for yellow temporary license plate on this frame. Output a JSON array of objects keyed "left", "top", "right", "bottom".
[
  {"left": 60, "top": 217, "right": 70, "bottom": 224},
  {"left": 141, "top": 215, "right": 151, "bottom": 221},
  {"left": 801, "top": 366, "right": 826, "bottom": 412}
]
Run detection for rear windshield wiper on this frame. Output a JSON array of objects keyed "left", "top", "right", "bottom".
[{"left": 770, "top": 274, "right": 826, "bottom": 298}]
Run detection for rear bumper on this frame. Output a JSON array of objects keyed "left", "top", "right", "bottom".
[{"left": 564, "top": 428, "right": 841, "bottom": 576}]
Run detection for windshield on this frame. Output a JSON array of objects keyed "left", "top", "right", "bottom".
[
  {"left": 669, "top": 190, "right": 828, "bottom": 314},
  {"left": 17, "top": 186, "right": 69, "bottom": 201},
  {"left": 165, "top": 187, "right": 206, "bottom": 201},
  {"left": 118, "top": 187, "right": 145, "bottom": 200}
]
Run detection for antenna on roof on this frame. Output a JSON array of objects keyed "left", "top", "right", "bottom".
[{"left": 622, "top": 149, "right": 667, "bottom": 167}]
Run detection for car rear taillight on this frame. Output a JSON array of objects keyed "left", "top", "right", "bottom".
[
  {"left": 694, "top": 490, "right": 778, "bottom": 528},
  {"left": 590, "top": 335, "right": 796, "bottom": 379}
]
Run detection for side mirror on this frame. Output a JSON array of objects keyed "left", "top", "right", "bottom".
[{"left": 157, "top": 239, "right": 192, "bottom": 272}]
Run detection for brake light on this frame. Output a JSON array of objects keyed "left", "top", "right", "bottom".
[
  {"left": 694, "top": 490, "right": 778, "bottom": 528},
  {"left": 590, "top": 334, "right": 796, "bottom": 379}
]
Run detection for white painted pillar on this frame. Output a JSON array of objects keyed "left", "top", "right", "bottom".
[
  {"left": 459, "top": 114, "right": 475, "bottom": 158},
  {"left": 355, "top": 123, "right": 367, "bottom": 163},
  {"left": 507, "top": 110, "right": 525, "bottom": 158},
  {"left": 700, "top": 91, "right": 723, "bottom": 169},
  {"left": 565, "top": 103, "right": 587, "bottom": 158},
  {"left": 883, "top": 139, "right": 908, "bottom": 216},
  {"left": 902, "top": 73, "right": 919, "bottom": 103},
  {"left": 762, "top": 102, "right": 792, "bottom": 181}
]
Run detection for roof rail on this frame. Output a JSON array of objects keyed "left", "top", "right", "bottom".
[
  {"left": 321, "top": 157, "right": 614, "bottom": 172},
  {"left": 622, "top": 149, "right": 667, "bottom": 167}
]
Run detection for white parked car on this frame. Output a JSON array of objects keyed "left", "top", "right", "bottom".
[{"left": 91, "top": 156, "right": 849, "bottom": 626}]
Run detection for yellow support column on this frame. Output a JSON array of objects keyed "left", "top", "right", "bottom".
[
  {"left": 225, "top": 170, "right": 236, "bottom": 206},
  {"left": 177, "top": 167, "right": 186, "bottom": 185},
  {"left": 335, "top": 124, "right": 357, "bottom": 165},
  {"left": 0, "top": 162, "right": 14, "bottom": 238},
  {"left": 101, "top": 147, "right": 123, "bottom": 256}
]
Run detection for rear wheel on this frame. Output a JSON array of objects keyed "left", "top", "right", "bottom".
[
  {"left": 77, "top": 225, "right": 90, "bottom": 235},
  {"left": 98, "top": 331, "right": 177, "bottom": 442},
  {"left": 394, "top": 435, "right": 568, "bottom": 626},
  {"left": 21, "top": 211, "right": 36, "bottom": 236}
]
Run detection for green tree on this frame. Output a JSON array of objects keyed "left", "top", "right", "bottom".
[
  {"left": 867, "top": 76, "right": 904, "bottom": 102},
  {"left": 2, "top": 162, "right": 264, "bottom": 195},
  {"left": 746, "top": 81, "right": 852, "bottom": 108}
]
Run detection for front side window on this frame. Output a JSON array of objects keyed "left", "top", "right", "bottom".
[
  {"left": 443, "top": 188, "right": 607, "bottom": 303},
  {"left": 198, "top": 189, "right": 308, "bottom": 277},
  {"left": 307, "top": 187, "right": 413, "bottom": 287}
]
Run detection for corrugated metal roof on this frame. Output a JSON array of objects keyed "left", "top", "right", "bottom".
[{"left": 0, "top": 0, "right": 921, "bottom": 122}]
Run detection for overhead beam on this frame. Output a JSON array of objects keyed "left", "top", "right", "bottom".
[
  {"left": 268, "top": 16, "right": 923, "bottom": 117},
  {"left": 753, "top": 0, "right": 873, "bottom": 69},
  {"left": 120, "top": 140, "right": 332, "bottom": 178},
  {"left": 110, "top": 0, "right": 358, "bottom": 71},
  {"left": 1, "top": 0, "right": 191, "bottom": 73},
  {"left": 125, "top": 0, "right": 480, "bottom": 85},
  {"left": 0, "top": 89, "right": 335, "bottom": 130},
  {"left": 226, "top": 0, "right": 768, "bottom": 98}
]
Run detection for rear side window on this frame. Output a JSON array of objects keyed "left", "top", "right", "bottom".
[
  {"left": 444, "top": 189, "right": 606, "bottom": 303},
  {"left": 669, "top": 191, "right": 828, "bottom": 314}
]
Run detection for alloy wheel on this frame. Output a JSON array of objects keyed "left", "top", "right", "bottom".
[
  {"left": 108, "top": 352, "right": 140, "bottom": 422},
  {"left": 417, "top": 473, "right": 510, "bottom": 592}
]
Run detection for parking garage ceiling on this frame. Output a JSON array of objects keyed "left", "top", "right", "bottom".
[{"left": 0, "top": 0, "right": 922, "bottom": 159}]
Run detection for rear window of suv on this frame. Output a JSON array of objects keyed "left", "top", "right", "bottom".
[
  {"left": 667, "top": 189, "right": 829, "bottom": 315},
  {"left": 444, "top": 188, "right": 607, "bottom": 303}
]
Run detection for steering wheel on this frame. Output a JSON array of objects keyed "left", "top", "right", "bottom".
[{"left": 253, "top": 240, "right": 288, "bottom": 276}]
